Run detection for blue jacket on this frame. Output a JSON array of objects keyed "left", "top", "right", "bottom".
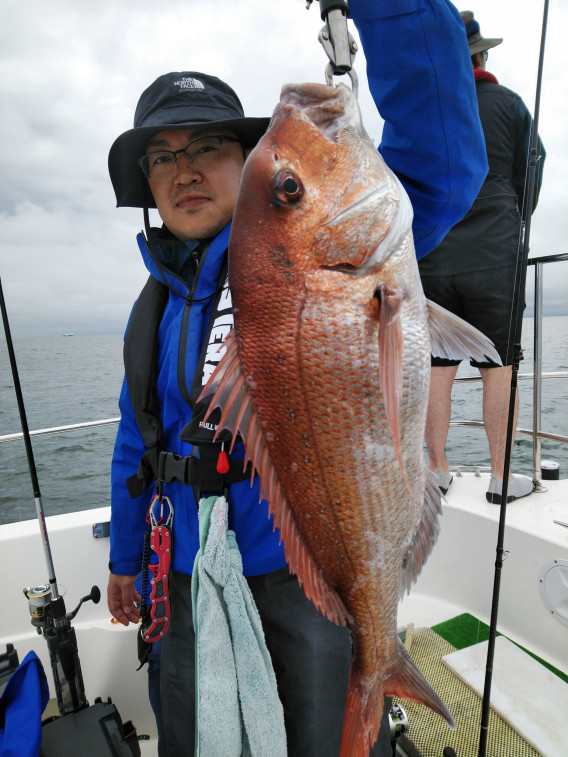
[{"left": 110, "top": 0, "right": 487, "bottom": 578}]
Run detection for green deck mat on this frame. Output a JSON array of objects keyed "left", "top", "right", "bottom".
[
  {"left": 393, "top": 625, "right": 541, "bottom": 757},
  {"left": 431, "top": 612, "right": 567, "bottom": 684}
]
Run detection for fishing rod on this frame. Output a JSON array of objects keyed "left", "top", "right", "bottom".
[
  {"left": 477, "top": 2, "right": 549, "bottom": 755},
  {"left": 0, "top": 276, "right": 99, "bottom": 716},
  {"left": 1, "top": 278, "right": 143, "bottom": 754}
]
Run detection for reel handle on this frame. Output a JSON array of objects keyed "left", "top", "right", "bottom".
[{"left": 66, "top": 585, "right": 101, "bottom": 622}]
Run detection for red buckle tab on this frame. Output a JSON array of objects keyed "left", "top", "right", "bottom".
[{"left": 216, "top": 449, "right": 230, "bottom": 474}]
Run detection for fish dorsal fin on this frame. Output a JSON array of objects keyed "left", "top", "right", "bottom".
[
  {"left": 198, "top": 331, "right": 350, "bottom": 627},
  {"left": 427, "top": 299, "right": 502, "bottom": 365},
  {"left": 399, "top": 474, "right": 443, "bottom": 599}
]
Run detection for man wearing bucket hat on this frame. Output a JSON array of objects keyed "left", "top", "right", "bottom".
[
  {"left": 108, "top": 72, "right": 269, "bottom": 217},
  {"left": 106, "top": 3, "right": 488, "bottom": 755},
  {"left": 420, "top": 10, "right": 546, "bottom": 503}
]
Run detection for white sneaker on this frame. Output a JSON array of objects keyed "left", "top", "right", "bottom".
[
  {"left": 432, "top": 469, "right": 453, "bottom": 495},
  {"left": 486, "top": 474, "right": 534, "bottom": 504}
]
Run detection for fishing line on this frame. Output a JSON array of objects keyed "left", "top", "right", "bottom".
[{"left": 477, "top": 2, "right": 549, "bottom": 755}]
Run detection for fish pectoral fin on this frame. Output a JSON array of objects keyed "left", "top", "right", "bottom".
[
  {"left": 399, "top": 475, "right": 443, "bottom": 598},
  {"left": 377, "top": 286, "right": 410, "bottom": 489},
  {"left": 427, "top": 299, "right": 503, "bottom": 365},
  {"left": 384, "top": 639, "right": 455, "bottom": 729},
  {"left": 198, "top": 331, "right": 350, "bottom": 628}
]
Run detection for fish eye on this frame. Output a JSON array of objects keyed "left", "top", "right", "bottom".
[{"left": 274, "top": 171, "right": 303, "bottom": 203}]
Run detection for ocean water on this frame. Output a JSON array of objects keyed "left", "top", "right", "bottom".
[
  {"left": 1, "top": 334, "right": 124, "bottom": 525},
  {"left": 1, "top": 317, "right": 567, "bottom": 526}
]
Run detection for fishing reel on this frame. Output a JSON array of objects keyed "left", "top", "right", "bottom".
[
  {"left": 23, "top": 583, "right": 101, "bottom": 716},
  {"left": 389, "top": 703, "right": 409, "bottom": 741},
  {"left": 388, "top": 702, "right": 459, "bottom": 757},
  {"left": 24, "top": 584, "right": 101, "bottom": 633},
  {"left": 22, "top": 586, "right": 142, "bottom": 756}
]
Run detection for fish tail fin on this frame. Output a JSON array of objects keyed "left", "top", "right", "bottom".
[
  {"left": 340, "top": 673, "right": 385, "bottom": 757},
  {"left": 385, "top": 638, "right": 455, "bottom": 729}
]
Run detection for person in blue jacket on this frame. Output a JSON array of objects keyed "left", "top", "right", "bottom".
[{"left": 106, "top": 2, "right": 487, "bottom": 755}]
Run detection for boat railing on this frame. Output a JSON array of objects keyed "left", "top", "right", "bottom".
[
  {"left": 450, "top": 252, "right": 568, "bottom": 486},
  {"left": 528, "top": 252, "right": 568, "bottom": 484},
  {"left": 1, "top": 254, "right": 566, "bottom": 486},
  {"left": 0, "top": 417, "right": 121, "bottom": 443}
]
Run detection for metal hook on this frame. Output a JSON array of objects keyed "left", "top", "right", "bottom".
[
  {"left": 312, "top": 3, "right": 359, "bottom": 98},
  {"left": 324, "top": 63, "right": 359, "bottom": 99}
]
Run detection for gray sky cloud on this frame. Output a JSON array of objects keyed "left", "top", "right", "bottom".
[{"left": 1, "top": 0, "right": 566, "bottom": 338}]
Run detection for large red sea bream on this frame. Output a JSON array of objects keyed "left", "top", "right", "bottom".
[{"left": 200, "top": 82, "right": 500, "bottom": 756}]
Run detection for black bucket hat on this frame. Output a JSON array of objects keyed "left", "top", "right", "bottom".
[{"left": 108, "top": 72, "right": 270, "bottom": 208}]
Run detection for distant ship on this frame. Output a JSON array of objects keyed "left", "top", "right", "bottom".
[{"left": 61, "top": 333, "right": 75, "bottom": 337}]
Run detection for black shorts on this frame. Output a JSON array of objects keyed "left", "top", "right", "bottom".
[{"left": 421, "top": 265, "right": 523, "bottom": 367}]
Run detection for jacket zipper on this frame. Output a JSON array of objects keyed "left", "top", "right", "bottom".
[{"left": 177, "top": 243, "right": 211, "bottom": 408}]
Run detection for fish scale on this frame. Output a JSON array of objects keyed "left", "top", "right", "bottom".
[{"left": 200, "top": 81, "right": 502, "bottom": 756}]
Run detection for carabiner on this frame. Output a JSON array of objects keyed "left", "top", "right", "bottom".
[
  {"left": 146, "top": 494, "right": 174, "bottom": 528},
  {"left": 311, "top": 2, "right": 359, "bottom": 98},
  {"left": 324, "top": 63, "right": 359, "bottom": 99}
]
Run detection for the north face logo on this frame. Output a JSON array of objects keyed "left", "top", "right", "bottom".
[{"left": 173, "top": 77, "right": 205, "bottom": 91}]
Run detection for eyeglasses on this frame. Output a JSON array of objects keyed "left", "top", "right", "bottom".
[
  {"left": 138, "top": 135, "right": 241, "bottom": 181},
  {"left": 482, "top": 50, "right": 489, "bottom": 61}
]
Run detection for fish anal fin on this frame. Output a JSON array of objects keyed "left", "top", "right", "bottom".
[
  {"left": 427, "top": 299, "right": 502, "bottom": 365},
  {"left": 340, "top": 675, "right": 384, "bottom": 757},
  {"left": 198, "top": 331, "right": 350, "bottom": 628},
  {"left": 384, "top": 639, "right": 455, "bottom": 729},
  {"left": 377, "top": 286, "right": 410, "bottom": 489},
  {"left": 399, "top": 475, "right": 443, "bottom": 598}
]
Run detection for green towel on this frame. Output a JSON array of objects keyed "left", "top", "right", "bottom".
[{"left": 192, "top": 495, "right": 287, "bottom": 757}]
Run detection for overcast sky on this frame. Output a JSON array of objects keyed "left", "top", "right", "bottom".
[{"left": 1, "top": 0, "right": 566, "bottom": 338}]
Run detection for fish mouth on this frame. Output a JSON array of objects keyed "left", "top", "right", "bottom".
[{"left": 279, "top": 82, "right": 361, "bottom": 142}]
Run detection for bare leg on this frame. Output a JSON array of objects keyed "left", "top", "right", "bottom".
[
  {"left": 479, "top": 365, "right": 518, "bottom": 481},
  {"left": 425, "top": 365, "right": 460, "bottom": 473}
]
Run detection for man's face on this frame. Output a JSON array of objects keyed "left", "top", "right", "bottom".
[{"left": 145, "top": 127, "right": 247, "bottom": 241}]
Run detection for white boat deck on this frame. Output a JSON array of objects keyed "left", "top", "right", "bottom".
[{"left": 398, "top": 470, "right": 568, "bottom": 676}]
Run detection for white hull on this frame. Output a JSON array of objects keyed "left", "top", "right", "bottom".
[
  {"left": 1, "top": 470, "right": 567, "bottom": 754},
  {"left": 1, "top": 507, "right": 158, "bottom": 752},
  {"left": 399, "top": 470, "right": 568, "bottom": 676}
]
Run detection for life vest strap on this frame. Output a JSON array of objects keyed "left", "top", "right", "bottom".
[{"left": 126, "top": 446, "right": 252, "bottom": 500}]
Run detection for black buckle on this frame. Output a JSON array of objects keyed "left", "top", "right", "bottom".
[
  {"left": 129, "top": 448, "right": 253, "bottom": 504},
  {"left": 162, "top": 452, "right": 196, "bottom": 484}
]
